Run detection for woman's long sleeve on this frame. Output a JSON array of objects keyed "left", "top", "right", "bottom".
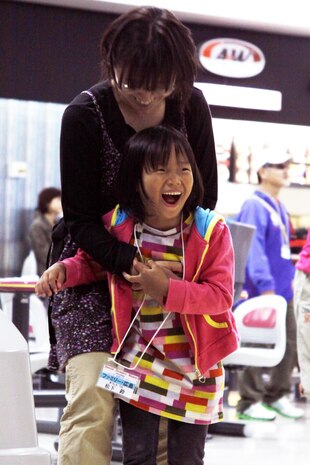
[{"left": 60, "top": 104, "right": 136, "bottom": 274}]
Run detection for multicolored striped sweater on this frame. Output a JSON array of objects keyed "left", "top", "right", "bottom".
[
  {"left": 111, "top": 219, "right": 225, "bottom": 424},
  {"left": 63, "top": 206, "right": 238, "bottom": 381}
]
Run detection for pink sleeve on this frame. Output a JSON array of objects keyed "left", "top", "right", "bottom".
[
  {"left": 62, "top": 249, "right": 106, "bottom": 288},
  {"left": 165, "top": 222, "right": 234, "bottom": 315}
]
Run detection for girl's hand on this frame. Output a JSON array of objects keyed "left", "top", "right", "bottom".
[
  {"left": 123, "top": 259, "right": 170, "bottom": 304},
  {"left": 154, "top": 260, "right": 183, "bottom": 279},
  {"left": 35, "top": 262, "right": 67, "bottom": 297},
  {"left": 129, "top": 261, "right": 142, "bottom": 291},
  {"left": 129, "top": 259, "right": 182, "bottom": 291}
]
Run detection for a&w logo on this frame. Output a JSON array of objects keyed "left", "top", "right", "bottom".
[{"left": 199, "top": 38, "right": 265, "bottom": 78}]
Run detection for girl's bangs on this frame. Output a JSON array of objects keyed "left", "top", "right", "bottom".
[{"left": 144, "top": 140, "right": 190, "bottom": 172}]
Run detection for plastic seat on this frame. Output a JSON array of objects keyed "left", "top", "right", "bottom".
[
  {"left": 0, "top": 310, "right": 51, "bottom": 464},
  {"left": 211, "top": 222, "right": 288, "bottom": 438},
  {"left": 20, "top": 252, "right": 49, "bottom": 354},
  {"left": 227, "top": 220, "right": 256, "bottom": 305},
  {"left": 0, "top": 289, "right": 49, "bottom": 372},
  {"left": 0, "top": 277, "right": 61, "bottom": 439},
  {"left": 223, "top": 294, "right": 287, "bottom": 367}
]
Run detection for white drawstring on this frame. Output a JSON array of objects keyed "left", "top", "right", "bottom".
[
  {"left": 110, "top": 216, "right": 185, "bottom": 370},
  {"left": 110, "top": 308, "right": 171, "bottom": 371}
]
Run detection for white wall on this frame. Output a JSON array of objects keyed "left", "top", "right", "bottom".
[{"left": 217, "top": 180, "right": 310, "bottom": 228}]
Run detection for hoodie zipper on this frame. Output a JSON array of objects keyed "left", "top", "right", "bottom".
[{"left": 110, "top": 275, "right": 121, "bottom": 349}]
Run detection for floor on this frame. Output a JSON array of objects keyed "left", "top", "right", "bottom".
[{"left": 37, "top": 395, "right": 309, "bottom": 465}]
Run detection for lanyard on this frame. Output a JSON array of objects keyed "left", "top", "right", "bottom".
[
  {"left": 253, "top": 194, "right": 290, "bottom": 245},
  {"left": 111, "top": 217, "right": 185, "bottom": 371}
]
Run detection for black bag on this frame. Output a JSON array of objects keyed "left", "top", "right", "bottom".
[
  {"left": 46, "top": 217, "right": 70, "bottom": 268},
  {"left": 47, "top": 218, "right": 79, "bottom": 346},
  {"left": 46, "top": 88, "right": 111, "bottom": 357}
]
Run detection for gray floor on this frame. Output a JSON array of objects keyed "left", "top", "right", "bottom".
[{"left": 37, "top": 395, "right": 309, "bottom": 465}]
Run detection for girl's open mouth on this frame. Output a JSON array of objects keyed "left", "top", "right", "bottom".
[{"left": 162, "top": 192, "right": 181, "bottom": 204}]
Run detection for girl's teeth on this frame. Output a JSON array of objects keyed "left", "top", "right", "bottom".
[{"left": 162, "top": 193, "right": 181, "bottom": 204}]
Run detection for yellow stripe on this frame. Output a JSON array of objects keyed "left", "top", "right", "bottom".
[
  {"left": 188, "top": 213, "right": 225, "bottom": 374},
  {"left": 152, "top": 252, "right": 180, "bottom": 261},
  {"left": 185, "top": 212, "right": 194, "bottom": 225},
  {"left": 185, "top": 403, "right": 207, "bottom": 413},
  {"left": 192, "top": 214, "right": 224, "bottom": 282},
  {"left": 144, "top": 375, "right": 169, "bottom": 389},
  {"left": 135, "top": 358, "right": 152, "bottom": 370},
  {"left": 110, "top": 204, "right": 120, "bottom": 227},
  {"left": 203, "top": 315, "right": 228, "bottom": 329},
  {"left": 110, "top": 276, "right": 120, "bottom": 349},
  {"left": 194, "top": 390, "right": 217, "bottom": 400},
  {"left": 204, "top": 214, "right": 224, "bottom": 242},
  {"left": 160, "top": 411, "right": 181, "bottom": 421},
  {"left": 161, "top": 335, "right": 187, "bottom": 343},
  {"left": 140, "top": 305, "right": 162, "bottom": 315},
  {"left": 0, "top": 283, "right": 35, "bottom": 288},
  {"left": 191, "top": 243, "right": 210, "bottom": 282},
  {"left": 184, "top": 314, "right": 199, "bottom": 374}
]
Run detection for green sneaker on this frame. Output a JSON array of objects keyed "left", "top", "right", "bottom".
[
  {"left": 263, "top": 397, "right": 304, "bottom": 419},
  {"left": 237, "top": 402, "right": 276, "bottom": 421}
]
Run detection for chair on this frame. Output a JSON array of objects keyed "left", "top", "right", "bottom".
[
  {"left": 20, "top": 252, "right": 50, "bottom": 354},
  {"left": 208, "top": 294, "right": 287, "bottom": 437},
  {"left": 208, "top": 221, "right": 288, "bottom": 437},
  {"left": 0, "top": 269, "right": 49, "bottom": 353},
  {"left": 227, "top": 220, "right": 256, "bottom": 305},
  {"left": 0, "top": 286, "right": 49, "bottom": 367},
  {"left": 223, "top": 294, "right": 287, "bottom": 367},
  {"left": 225, "top": 221, "right": 287, "bottom": 368},
  {"left": 0, "top": 278, "right": 63, "bottom": 437},
  {"left": 0, "top": 310, "right": 51, "bottom": 464}
]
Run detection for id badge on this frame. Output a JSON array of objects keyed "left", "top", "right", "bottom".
[
  {"left": 270, "top": 212, "right": 280, "bottom": 226},
  {"left": 281, "top": 244, "right": 291, "bottom": 260},
  {"left": 97, "top": 364, "right": 139, "bottom": 399}
]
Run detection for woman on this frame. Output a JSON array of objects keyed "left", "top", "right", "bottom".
[
  {"left": 28, "top": 187, "right": 62, "bottom": 276},
  {"left": 294, "top": 228, "right": 310, "bottom": 397},
  {"left": 51, "top": 6, "right": 217, "bottom": 465}
]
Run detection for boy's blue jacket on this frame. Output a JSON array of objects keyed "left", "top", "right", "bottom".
[{"left": 236, "top": 191, "right": 295, "bottom": 302}]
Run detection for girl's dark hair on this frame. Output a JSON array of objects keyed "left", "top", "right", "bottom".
[
  {"left": 100, "top": 7, "right": 198, "bottom": 106},
  {"left": 37, "top": 187, "right": 61, "bottom": 214},
  {"left": 118, "top": 126, "right": 204, "bottom": 222}
]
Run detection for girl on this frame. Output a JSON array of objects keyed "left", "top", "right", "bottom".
[{"left": 36, "top": 126, "right": 237, "bottom": 465}]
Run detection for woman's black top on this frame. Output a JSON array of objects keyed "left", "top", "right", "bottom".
[{"left": 60, "top": 81, "right": 217, "bottom": 275}]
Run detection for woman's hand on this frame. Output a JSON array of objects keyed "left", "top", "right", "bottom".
[{"left": 35, "top": 262, "right": 67, "bottom": 297}]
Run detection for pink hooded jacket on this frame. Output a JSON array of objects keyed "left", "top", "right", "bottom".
[
  {"left": 63, "top": 206, "right": 239, "bottom": 378},
  {"left": 296, "top": 228, "right": 310, "bottom": 275}
]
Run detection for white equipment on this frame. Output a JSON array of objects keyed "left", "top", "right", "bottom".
[{"left": 0, "top": 310, "right": 51, "bottom": 464}]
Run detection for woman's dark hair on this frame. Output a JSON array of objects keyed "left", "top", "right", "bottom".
[
  {"left": 118, "top": 126, "right": 204, "bottom": 222},
  {"left": 37, "top": 187, "right": 61, "bottom": 214},
  {"left": 100, "top": 7, "right": 198, "bottom": 106}
]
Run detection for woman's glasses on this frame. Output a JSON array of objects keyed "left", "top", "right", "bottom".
[{"left": 113, "top": 72, "right": 175, "bottom": 97}]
